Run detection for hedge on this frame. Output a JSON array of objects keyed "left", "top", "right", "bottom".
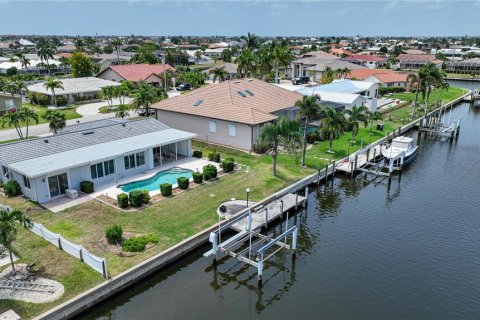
[
  {"left": 192, "top": 150, "right": 203, "bottom": 158},
  {"left": 122, "top": 234, "right": 159, "bottom": 252},
  {"left": 129, "top": 190, "right": 149, "bottom": 207},
  {"left": 56, "top": 95, "right": 68, "bottom": 106},
  {"left": 160, "top": 183, "right": 172, "bottom": 197},
  {"left": 117, "top": 193, "right": 129, "bottom": 208},
  {"left": 192, "top": 172, "right": 203, "bottom": 184},
  {"left": 203, "top": 164, "right": 218, "bottom": 181},
  {"left": 177, "top": 177, "right": 189, "bottom": 190},
  {"left": 140, "top": 190, "right": 150, "bottom": 204},
  {"left": 4, "top": 180, "right": 21, "bottom": 197},
  {"left": 105, "top": 225, "right": 123, "bottom": 244},
  {"left": 379, "top": 86, "right": 406, "bottom": 95},
  {"left": 208, "top": 152, "right": 220, "bottom": 163},
  {"left": 80, "top": 181, "right": 94, "bottom": 194},
  {"left": 221, "top": 160, "right": 235, "bottom": 173}
]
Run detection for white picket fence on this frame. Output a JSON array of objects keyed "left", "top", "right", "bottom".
[{"left": 0, "top": 204, "right": 108, "bottom": 278}]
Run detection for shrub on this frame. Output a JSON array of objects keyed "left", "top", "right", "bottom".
[
  {"left": 203, "top": 164, "right": 218, "bottom": 181},
  {"left": 221, "top": 159, "right": 235, "bottom": 173},
  {"left": 140, "top": 190, "right": 150, "bottom": 204},
  {"left": 129, "top": 190, "right": 146, "bottom": 207},
  {"left": 4, "top": 180, "right": 21, "bottom": 197},
  {"left": 192, "top": 172, "right": 203, "bottom": 184},
  {"left": 208, "top": 151, "right": 220, "bottom": 162},
  {"left": 379, "top": 86, "right": 406, "bottom": 95},
  {"left": 307, "top": 132, "right": 318, "bottom": 144},
  {"left": 55, "top": 95, "right": 68, "bottom": 106},
  {"left": 80, "top": 181, "right": 94, "bottom": 194},
  {"left": 105, "top": 225, "right": 123, "bottom": 244},
  {"left": 253, "top": 140, "right": 268, "bottom": 153},
  {"left": 117, "top": 193, "right": 129, "bottom": 208},
  {"left": 122, "top": 234, "right": 159, "bottom": 252},
  {"left": 177, "top": 177, "right": 189, "bottom": 190},
  {"left": 160, "top": 183, "right": 172, "bottom": 197},
  {"left": 192, "top": 150, "right": 203, "bottom": 158},
  {"left": 28, "top": 92, "right": 50, "bottom": 106}
]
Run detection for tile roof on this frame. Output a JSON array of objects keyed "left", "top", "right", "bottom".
[
  {"left": 27, "top": 77, "right": 120, "bottom": 95},
  {"left": 151, "top": 79, "right": 303, "bottom": 125},
  {"left": 344, "top": 54, "right": 387, "bottom": 62},
  {"left": 397, "top": 54, "right": 441, "bottom": 63},
  {"left": 347, "top": 69, "right": 410, "bottom": 83},
  {"left": 99, "top": 64, "right": 175, "bottom": 82}
]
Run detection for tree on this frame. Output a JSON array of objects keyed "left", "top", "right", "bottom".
[
  {"left": 1, "top": 111, "right": 25, "bottom": 139},
  {"left": 129, "top": 81, "right": 165, "bottom": 117},
  {"left": 70, "top": 52, "right": 95, "bottom": 78},
  {"left": 209, "top": 66, "right": 228, "bottom": 83},
  {"left": 318, "top": 107, "right": 346, "bottom": 153},
  {"left": 271, "top": 43, "right": 293, "bottom": 84},
  {"left": 43, "top": 77, "right": 64, "bottom": 107},
  {"left": 367, "top": 110, "right": 383, "bottom": 134},
  {"left": 15, "top": 52, "right": 30, "bottom": 72},
  {"left": 237, "top": 48, "right": 255, "bottom": 77},
  {"left": 221, "top": 48, "right": 232, "bottom": 63},
  {"left": 100, "top": 86, "right": 118, "bottom": 108},
  {"left": 320, "top": 66, "right": 335, "bottom": 84},
  {"left": 117, "top": 80, "right": 134, "bottom": 105},
  {"left": 0, "top": 209, "right": 33, "bottom": 274},
  {"left": 245, "top": 32, "right": 259, "bottom": 50},
  {"left": 258, "top": 116, "right": 302, "bottom": 177},
  {"left": 43, "top": 109, "right": 66, "bottom": 134},
  {"left": 37, "top": 41, "right": 55, "bottom": 73},
  {"left": 115, "top": 104, "right": 130, "bottom": 119},
  {"left": 194, "top": 50, "right": 203, "bottom": 64},
  {"left": 345, "top": 105, "right": 369, "bottom": 142},
  {"left": 177, "top": 69, "right": 206, "bottom": 88},
  {"left": 19, "top": 106, "right": 38, "bottom": 138},
  {"left": 407, "top": 73, "right": 420, "bottom": 117},
  {"left": 111, "top": 38, "right": 123, "bottom": 64},
  {"left": 295, "top": 95, "right": 321, "bottom": 166}
]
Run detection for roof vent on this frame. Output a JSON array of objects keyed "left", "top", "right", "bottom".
[
  {"left": 193, "top": 99, "right": 204, "bottom": 107},
  {"left": 237, "top": 91, "right": 246, "bottom": 97},
  {"left": 245, "top": 89, "right": 254, "bottom": 96},
  {"left": 82, "top": 131, "right": 94, "bottom": 135},
  {"left": 44, "top": 139, "right": 49, "bottom": 143}
]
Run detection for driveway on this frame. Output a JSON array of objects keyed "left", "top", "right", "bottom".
[{"left": 76, "top": 97, "right": 132, "bottom": 117}]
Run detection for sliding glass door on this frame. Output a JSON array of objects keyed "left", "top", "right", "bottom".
[{"left": 48, "top": 173, "right": 68, "bottom": 198}]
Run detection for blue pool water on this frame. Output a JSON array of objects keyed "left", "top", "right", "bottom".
[{"left": 119, "top": 168, "right": 193, "bottom": 193}]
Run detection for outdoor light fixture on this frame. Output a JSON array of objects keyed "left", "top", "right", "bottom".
[{"left": 246, "top": 188, "right": 251, "bottom": 207}]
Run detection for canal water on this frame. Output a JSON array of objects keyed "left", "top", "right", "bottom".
[{"left": 79, "top": 83, "right": 480, "bottom": 320}]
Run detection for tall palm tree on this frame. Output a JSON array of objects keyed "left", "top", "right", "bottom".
[
  {"left": 209, "top": 66, "right": 228, "bottom": 83},
  {"left": 406, "top": 73, "right": 420, "bottom": 117},
  {"left": 117, "top": 80, "right": 134, "bottom": 105},
  {"left": 367, "top": 110, "right": 383, "bottom": 134},
  {"left": 318, "top": 107, "right": 346, "bottom": 153},
  {"left": 111, "top": 38, "right": 123, "bottom": 65},
  {"left": 19, "top": 106, "right": 38, "bottom": 138},
  {"left": 255, "top": 47, "right": 272, "bottom": 80},
  {"left": 1, "top": 111, "right": 25, "bottom": 139},
  {"left": 258, "top": 116, "right": 302, "bottom": 177},
  {"left": 345, "top": 105, "right": 369, "bottom": 142},
  {"left": 0, "top": 209, "right": 33, "bottom": 274},
  {"left": 15, "top": 52, "right": 30, "bottom": 72},
  {"left": 237, "top": 48, "right": 255, "bottom": 78},
  {"left": 43, "top": 109, "right": 66, "bottom": 134},
  {"left": 321, "top": 66, "right": 335, "bottom": 84},
  {"left": 245, "top": 32, "right": 259, "bottom": 50},
  {"left": 100, "top": 86, "right": 117, "bottom": 108},
  {"left": 37, "top": 42, "right": 55, "bottom": 74},
  {"left": 295, "top": 95, "right": 321, "bottom": 166},
  {"left": 43, "top": 77, "right": 64, "bottom": 107},
  {"left": 115, "top": 104, "right": 130, "bottom": 119},
  {"left": 271, "top": 43, "right": 293, "bottom": 84},
  {"left": 194, "top": 50, "right": 203, "bottom": 64},
  {"left": 129, "top": 81, "right": 165, "bottom": 117}
]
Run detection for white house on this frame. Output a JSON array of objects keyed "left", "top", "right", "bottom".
[{"left": 0, "top": 118, "right": 196, "bottom": 203}]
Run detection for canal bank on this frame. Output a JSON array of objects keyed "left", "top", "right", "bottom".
[{"left": 69, "top": 87, "right": 480, "bottom": 319}]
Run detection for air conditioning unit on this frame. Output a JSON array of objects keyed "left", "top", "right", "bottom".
[{"left": 65, "top": 189, "right": 78, "bottom": 199}]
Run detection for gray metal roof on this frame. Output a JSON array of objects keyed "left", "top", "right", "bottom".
[{"left": 0, "top": 118, "right": 176, "bottom": 167}]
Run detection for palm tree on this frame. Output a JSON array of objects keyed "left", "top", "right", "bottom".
[
  {"left": 295, "top": 95, "right": 321, "bottom": 166},
  {"left": 320, "top": 67, "right": 335, "bottom": 84},
  {"left": 194, "top": 50, "right": 203, "bottom": 64},
  {"left": 0, "top": 209, "right": 33, "bottom": 274},
  {"left": 209, "top": 66, "right": 228, "bottom": 83},
  {"left": 129, "top": 81, "right": 165, "bottom": 117},
  {"left": 258, "top": 116, "right": 302, "bottom": 177},
  {"left": 407, "top": 73, "right": 420, "bottom": 117},
  {"left": 37, "top": 42, "right": 55, "bottom": 73},
  {"left": 1, "top": 111, "right": 25, "bottom": 139},
  {"left": 245, "top": 32, "right": 259, "bottom": 50},
  {"left": 367, "top": 110, "right": 383, "bottom": 134},
  {"left": 237, "top": 48, "right": 255, "bottom": 78},
  {"left": 345, "top": 105, "right": 369, "bottom": 142},
  {"left": 111, "top": 38, "right": 123, "bottom": 65},
  {"left": 271, "top": 43, "right": 293, "bottom": 84},
  {"left": 43, "top": 109, "right": 66, "bottom": 134},
  {"left": 19, "top": 106, "right": 38, "bottom": 138},
  {"left": 117, "top": 80, "right": 134, "bottom": 105},
  {"left": 115, "top": 104, "right": 130, "bottom": 119},
  {"left": 43, "top": 77, "right": 64, "bottom": 107},
  {"left": 15, "top": 52, "right": 30, "bottom": 72},
  {"left": 318, "top": 107, "right": 346, "bottom": 153},
  {"left": 100, "top": 86, "right": 117, "bottom": 108},
  {"left": 255, "top": 47, "right": 272, "bottom": 80}
]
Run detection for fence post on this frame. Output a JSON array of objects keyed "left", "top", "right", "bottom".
[
  {"left": 57, "top": 237, "right": 63, "bottom": 250},
  {"left": 102, "top": 260, "right": 108, "bottom": 279},
  {"left": 79, "top": 246, "right": 84, "bottom": 262}
]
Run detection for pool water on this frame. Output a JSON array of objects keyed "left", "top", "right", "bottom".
[{"left": 119, "top": 168, "right": 193, "bottom": 193}]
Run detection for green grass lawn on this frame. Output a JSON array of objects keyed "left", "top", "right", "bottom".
[
  {"left": 98, "top": 105, "right": 117, "bottom": 114},
  {"left": 392, "top": 86, "right": 467, "bottom": 105},
  {"left": 0, "top": 103, "right": 82, "bottom": 132}
]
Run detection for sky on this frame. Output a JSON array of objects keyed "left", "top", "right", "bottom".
[{"left": 0, "top": 0, "right": 479, "bottom": 37}]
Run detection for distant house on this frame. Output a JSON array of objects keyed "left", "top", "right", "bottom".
[
  {"left": 295, "top": 88, "right": 366, "bottom": 111},
  {"left": 347, "top": 69, "right": 411, "bottom": 87},
  {"left": 343, "top": 54, "right": 388, "bottom": 69},
  {"left": 151, "top": 79, "right": 304, "bottom": 151},
  {"left": 97, "top": 64, "right": 175, "bottom": 86},
  {"left": 397, "top": 54, "right": 443, "bottom": 70},
  {"left": 330, "top": 48, "right": 353, "bottom": 57},
  {"left": 288, "top": 50, "right": 342, "bottom": 78},
  {"left": 0, "top": 118, "right": 196, "bottom": 203},
  {"left": 0, "top": 92, "right": 22, "bottom": 115},
  {"left": 27, "top": 77, "right": 120, "bottom": 105},
  {"left": 92, "top": 53, "right": 134, "bottom": 71},
  {"left": 186, "top": 50, "right": 213, "bottom": 65},
  {"left": 446, "top": 58, "right": 480, "bottom": 74},
  {"left": 204, "top": 63, "right": 239, "bottom": 81}
]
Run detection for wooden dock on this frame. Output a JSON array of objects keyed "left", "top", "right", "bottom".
[{"left": 335, "top": 145, "right": 383, "bottom": 174}]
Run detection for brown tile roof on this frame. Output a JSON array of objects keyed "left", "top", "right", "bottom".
[
  {"left": 347, "top": 69, "right": 411, "bottom": 83},
  {"left": 397, "top": 54, "right": 441, "bottom": 63},
  {"left": 152, "top": 79, "right": 303, "bottom": 125},
  {"left": 99, "top": 64, "right": 175, "bottom": 82}
]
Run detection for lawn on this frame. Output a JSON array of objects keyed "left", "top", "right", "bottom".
[
  {"left": 0, "top": 103, "right": 82, "bottom": 131},
  {"left": 392, "top": 86, "right": 466, "bottom": 105}
]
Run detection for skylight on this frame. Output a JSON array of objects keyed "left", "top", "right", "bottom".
[
  {"left": 237, "top": 91, "right": 246, "bottom": 97},
  {"left": 193, "top": 99, "right": 204, "bottom": 107},
  {"left": 245, "top": 89, "right": 254, "bottom": 96}
]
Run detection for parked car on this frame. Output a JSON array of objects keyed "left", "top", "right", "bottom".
[
  {"left": 137, "top": 108, "right": 156, "bottom": 117},
  {"left": 292, "top": 76, "right": 310, "bottom": 85},
  {"left": 176, "top": 83, "right": 192, "bottom": 91}
]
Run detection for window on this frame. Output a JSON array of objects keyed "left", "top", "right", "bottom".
[
  {"left": 124, "top": 152, "right": 145, "bottom": 170},
  {"left": 2, "top": 166, "right": 9, "bottom": 179},
  {"left": 23, "top": 175, "right": 31, "bottom": 189},
  {"left": 91, "top": 159, "right": 115, "bottom": 179},
  {"left": 228, "top": 123, "right": 236, "bottom": 137},
  {"left": 209, "top": 120, "right": 217, "bottom": 133}
]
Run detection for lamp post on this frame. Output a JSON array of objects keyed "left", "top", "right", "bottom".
[{"left": 246, "top": 188, "right": 251, "bottom": 207}]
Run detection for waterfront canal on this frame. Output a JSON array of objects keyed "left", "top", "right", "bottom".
[{"left": 79, "top": 85, "right": 480, "bottom": 320}]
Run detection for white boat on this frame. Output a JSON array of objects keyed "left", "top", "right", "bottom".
[
  {"left": 473, "top": 88, "right": 480, "bottom": 100},
  {"left": 381, "top": 136, "right": 418, "bottom": 165}
]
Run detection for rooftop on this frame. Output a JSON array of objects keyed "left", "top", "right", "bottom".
[
  {"left": 99, "top": 63, "right": 175, "bottom": 82},
  {"left": 343, "top": 54, "right": 388, "bottom": 62},
  {"left": 295, "top": 89, "right": 363, "bottom": 105},
  {"left": 27, "top": 77, "right": 120, "bottom": 96},
  {"left": 347, "top": 69, "right": 410, "bottom": 83},
  {"left": 151, "top": 79, "right": 303, "bottom": 125},
  {"left": 306, "top": 79, "right": 376, "bottom": 94}
]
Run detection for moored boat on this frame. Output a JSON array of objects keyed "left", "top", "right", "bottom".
[{"left": 381, "top": 136, "right": 418, "bottom": 165}]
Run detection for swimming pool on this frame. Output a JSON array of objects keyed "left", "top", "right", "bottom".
[{"left": 119, "top": 167, "right": 193, "bottom": 193}]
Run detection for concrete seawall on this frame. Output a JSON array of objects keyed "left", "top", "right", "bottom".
[{"left": 34, "top": 91, "right": 472, "bottom": 320}]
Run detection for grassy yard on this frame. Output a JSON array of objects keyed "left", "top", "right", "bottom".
[
  {"left": 0, "top": 103, "right": 81, "bottom": 132},
  {"left": 392, "top": 86, "right": 466, "bottom": 105}
]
